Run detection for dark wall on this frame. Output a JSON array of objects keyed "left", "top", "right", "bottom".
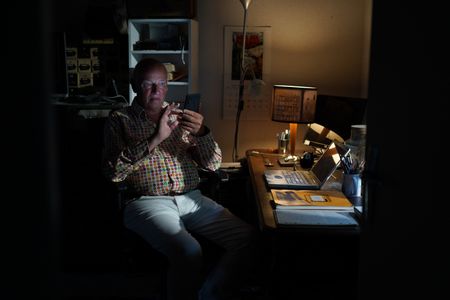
[
  {"left": 51, "top": 0, "right": 196, "bottom": 35},
  {"left": 52, "top": 0, "right": 116, "bottom": 36},
  {"left": 358, "top": 2, "right": 448, "bottom": 299},
  {"left": 7, "top": 1, "right": 60, "bottom": 299}
]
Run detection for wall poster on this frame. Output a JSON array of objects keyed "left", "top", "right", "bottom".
[{"left": 223, "top": 26, "right": 272, "bottom": 120}]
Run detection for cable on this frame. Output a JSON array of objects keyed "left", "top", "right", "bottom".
[
  {"left": 180, "top": 36, "right": 186, "bottom": 65},
  {"left": 111, "top": 78, "right": 119, "bottom": 96},
  {"left": 102, "top": 94, "right": 128, "bottom": 104}
]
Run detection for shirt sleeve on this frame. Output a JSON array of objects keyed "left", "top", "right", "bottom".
[
  {"left": 102, "top": 112, "right": 149, "bottom": 182},
  {"left": 188, "top": 126, "right": 222, "bottom": 171}
]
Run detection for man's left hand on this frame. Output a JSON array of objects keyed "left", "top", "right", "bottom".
[{"left": 180, "top": 109, "right": 206, "bottom": 136}]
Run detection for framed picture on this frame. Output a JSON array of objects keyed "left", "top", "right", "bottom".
[{"left": 223, "top": 26, "right": 272, "bottom": 120}]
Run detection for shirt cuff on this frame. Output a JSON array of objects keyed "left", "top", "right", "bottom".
[
  {"left": 122, "top": 139, "right": 149, "bottom": 163},
  {"left": 191, "top": 127, "right": 218, "bottom": 150}
]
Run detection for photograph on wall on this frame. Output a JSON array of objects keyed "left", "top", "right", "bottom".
[
  {"left": 231, "top": 31, "right": 264, "bottom": 80},
  {"left": 223, "top": 26, "right": 272, "bottom": 120}
]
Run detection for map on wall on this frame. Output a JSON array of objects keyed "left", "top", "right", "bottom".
[{"left": 223, "top": 26, "right": 272, "bottom": 120}]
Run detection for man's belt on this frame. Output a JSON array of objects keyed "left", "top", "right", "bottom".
[{"left": 164, "top": 191, "right": 187, "bottom": 196}]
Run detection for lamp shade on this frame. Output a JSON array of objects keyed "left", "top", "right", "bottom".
[
  {"left": 239, "top": 0, "right": 253, "bottom": 10},
  {"left": 272, "top": 85, "right": 317, "bottom": 123}
]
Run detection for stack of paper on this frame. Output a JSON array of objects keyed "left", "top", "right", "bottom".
[{"left": 274, "top": 210, "right": 358, "bottom": 226}]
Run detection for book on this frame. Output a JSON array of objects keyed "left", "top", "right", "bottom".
[{"left": 271, "top": 189, "right": 354, "bottom": 211}]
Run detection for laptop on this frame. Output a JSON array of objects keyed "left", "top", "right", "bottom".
[{"left": 264, "top": 142, "right": 350, "bottom": 190}]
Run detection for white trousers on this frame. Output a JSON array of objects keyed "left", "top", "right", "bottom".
[{"left": 123, "top": 189, "right": 258, "bottom": 300}]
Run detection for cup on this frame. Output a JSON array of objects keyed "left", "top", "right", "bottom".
[
  {"left": 342, "top": 173, "right": 362, "bottom": 205},
  {"left": 278, "top": 138, "right": 289, "bottom": 154},
  {"left": 300, "top": 152, "right": 314, "bottom": 168}
]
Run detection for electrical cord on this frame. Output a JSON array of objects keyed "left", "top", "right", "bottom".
[{"left": 102, "top": 94, "right": 128, "bottom": 104}]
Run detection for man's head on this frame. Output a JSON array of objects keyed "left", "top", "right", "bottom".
[{"left": 131, "top": 58, "right": 168, "bottom": 110}]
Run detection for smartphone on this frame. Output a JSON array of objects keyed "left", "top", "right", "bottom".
[{"left": 183, "top": 93, "right": 201, "bottom": 112}]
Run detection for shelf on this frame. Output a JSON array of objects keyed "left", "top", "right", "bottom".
[
  {"left": 168, "top": 81, "right": 189, "bottom": 86},
  {"left": 128, "top": 18, "right": 198, "bottom": 103},
  {"left": 131, "top": 50, "right": 189, "bottom": 54}
]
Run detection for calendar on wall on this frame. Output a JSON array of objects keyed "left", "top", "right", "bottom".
[{"left": 222, "top": 26, "right": 272, "bottom": 120}]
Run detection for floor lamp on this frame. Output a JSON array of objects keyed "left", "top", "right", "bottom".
[
  {"left": 271, "top": 84, "right": 318, "bottom": 156},
  {"left": 232, "top": 0, "right": 254, "bottom": 162}
]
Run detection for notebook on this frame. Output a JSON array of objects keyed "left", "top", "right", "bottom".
[{"left": 264, "top": 142, "right": 350, "bottom": 190}]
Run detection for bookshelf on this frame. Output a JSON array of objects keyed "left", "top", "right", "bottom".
[{"left": 128, "top": 18, "right": 198, "bottom": 103}]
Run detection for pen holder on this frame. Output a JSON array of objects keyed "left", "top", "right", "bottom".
[
  {"left": 278, "top": 138, "right": 289, "bottom": 154},
  {"left": 342, "top": 173, "right": 362, "bottom": 205}
]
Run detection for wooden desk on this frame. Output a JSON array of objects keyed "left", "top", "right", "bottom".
[
  {"left": 246, "top": 149, "right": 361, "bottom": 235},
  {"left": 246, "top": 149, "right": 361, "bottom": 299}
]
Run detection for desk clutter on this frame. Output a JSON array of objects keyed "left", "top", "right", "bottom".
[
  {"left": 271, "top": 190, "right": 358, "bottom": 227},
  {"left": 254, "top": 143, "right": 360, "bottom": 228},
  {"left": 271, "top": 188, "right": 359, "bottom": 227},
  {"left": 271, "top": 190, "right": 353, "bottom": 211}
]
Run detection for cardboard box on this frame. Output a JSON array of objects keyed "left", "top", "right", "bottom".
[
  {"left": 68, "top": 72, "right": 93, "bottom": 88},
  {"left": 91, "top": 58, "right": 101, "bottom": 73},
  {"left": 66, "top": 58, "right": 77, "bottom": 73},
  {"left": 78, "top": 72, "right": 93, "bottom": 87},
  {"left": 77, "top": 58, "right": 92, "bottom": 73},
  {"left": 66, "top": 47, "right": 78, "bottom": 58}
]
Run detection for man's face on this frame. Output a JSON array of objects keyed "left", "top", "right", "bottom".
[{"left": 137, "top": 67, "right": 168, "bottom": 111}]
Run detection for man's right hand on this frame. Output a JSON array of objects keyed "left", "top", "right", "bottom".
[{"left": 156, "top": 103, "right": 180, "bottom": 142}]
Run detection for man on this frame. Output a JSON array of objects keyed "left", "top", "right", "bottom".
[{"left": 102, "top": 58, "right": 257, "bottom": 300}]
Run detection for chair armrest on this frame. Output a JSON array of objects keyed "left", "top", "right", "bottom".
[
  {"left": 197, "top": 168, "right": 230, "bottom": 199},
  {"left": 198, "top": 168, "right": 229, "bottom": 183},
  {"left": 115, "top": 182, "right": 129, "bottom": 211}
]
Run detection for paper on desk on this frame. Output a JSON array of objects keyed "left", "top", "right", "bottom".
[
  {"left": 220, "top": 162, "right": 242, "bottom": 169},
  {"left": 274, "top": 210, "right": 358, "bottom": 226}
]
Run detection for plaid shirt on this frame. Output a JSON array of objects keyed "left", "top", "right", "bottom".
[{"left": 102, "top": 100, "right": 222, "bottom": 196}]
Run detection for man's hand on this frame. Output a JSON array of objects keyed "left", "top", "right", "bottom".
[
  {"left": 181, "top": 109, "right": 206, "bottom": 136},
  {"left": 155, "top": 103, "right": 180, "bottom": 141}
]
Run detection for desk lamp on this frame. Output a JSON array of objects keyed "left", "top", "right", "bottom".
[{"left": 272, "top": 85, "right": 317, "bottom": 156}]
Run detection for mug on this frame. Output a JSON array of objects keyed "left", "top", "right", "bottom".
[
  {"left": 342, "top": 173, "right": 362, "bottom": 199},
  {"left": 300, "top": 152, "right": 314, "bottom": 168}
]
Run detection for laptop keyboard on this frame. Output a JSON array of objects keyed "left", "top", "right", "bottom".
[{"left": 282, "top": 170, "right": 310, "bottom": 184}]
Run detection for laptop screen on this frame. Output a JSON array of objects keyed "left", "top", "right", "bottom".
[{"left": 311, "top": 143, "right": 343, "bottom": 183}]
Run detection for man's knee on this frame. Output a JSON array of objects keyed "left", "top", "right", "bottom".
[{"left": 167, "top": 239, "right": 203, "bottom": 266}]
